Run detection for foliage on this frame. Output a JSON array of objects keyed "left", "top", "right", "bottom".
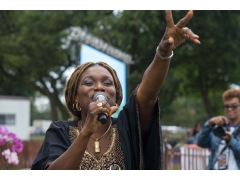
[
  {"left": 0, "top": 10, "right": 114, "bottom": 122},
  {"left": 1, "top": 10, "right": 240, "bottom": 126},
  {"left": 89, "top": 10, "right": 240, "bottom": 120}
]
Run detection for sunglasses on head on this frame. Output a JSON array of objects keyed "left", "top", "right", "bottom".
[{"left": 223, "top": 104, "right": 240, "bottom": 110}]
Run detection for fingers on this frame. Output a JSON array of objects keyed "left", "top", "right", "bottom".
[
  {"left": 183, "top": 27, "right": 201, "bottom": 44},
  {"left": 159, "top": 35, "right": 174, "bottom": 52},
  {"left": 209, "top": 116, "right": 228, "bottom": 126},
  {"left": 221, "top": 116, "right": 228, "bottom": 124},
  {"left": 165, "top": 10, "right": 174, "bottom": 28},
  {"left": 166, "top": 10, "right": 193, "bottom": 28},
  {"left": 87, "top": 100, "right": 110, "bottom": 119},
  {"left": 176, "top": 10, "right": 193, "bottom": 29},
  {"left": 222, "top": 132, "right": 232, "bottom": 142},
  {"left": 177, "top": 11, "right": 200, "bottom": 45},
  {"left": 109, "top": 106, "right": 119, "bottom": 116},
  {"left": 82, "top": 101, "right": 111, "bottom": 133},
  {"left": 160, "top": 10, "right": 200, "bottom": 52}
]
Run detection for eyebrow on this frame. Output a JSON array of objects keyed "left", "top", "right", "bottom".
[{"left": 81, "top": 75, "right": 114, "bottom": 82}]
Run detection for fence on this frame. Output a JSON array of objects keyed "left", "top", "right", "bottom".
[
  {"left": 0, "top": 140, "right": 43, "bottom": 170},
  {"left": 164, "top": 143, "right": 210, "bottom": 170},
  {"left": 0, "top": 140, "right": 210, "bottom": 170}
]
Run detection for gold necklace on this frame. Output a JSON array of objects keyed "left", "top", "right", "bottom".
[{"left": 81, "top": 120, "right": 112, "bottom": 153}]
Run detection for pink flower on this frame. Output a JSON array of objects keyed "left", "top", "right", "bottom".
[
  {"left": 0, "top": 137, "right": 7, "bottom": 146},
  {"left": 0, "top": 126, "right": 9, "bottom": 136},
  {"left": 2, "top": 149, "right": 19, "bottom": 165},
  {"left": 12, "top": 142, "right": 24, "bottom": 153},
  {"left": 0, "top": 126, "right": 22, "bottom": 167},
  {"left": 8, "top": 132, "right": 17, "bottom": 140},
  {"left": 7, "top": 152, "right": 19, "bottom": 165},
  {"left": 11, "top": 137, "right": 24, "bottom": 152},
  {"left": 2, "top": 149, "right": 11, "bottom": 159}
]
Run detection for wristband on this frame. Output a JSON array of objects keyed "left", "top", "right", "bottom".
[{"left": 156, "top": 46, "right": 173, "bottom": 60}]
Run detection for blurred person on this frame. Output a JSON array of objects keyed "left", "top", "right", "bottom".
[
  {"left": 31, "top": 10, "right": 200, "bottom": 170},
  {"left": 197, "top": 89, "right": 240, "bottom": 170},
  {"left": 186, "top": 122, "right": 202, "bottom": 144},
  {"left": 186, "top": 128, "right": 192, "bottom": 137}
]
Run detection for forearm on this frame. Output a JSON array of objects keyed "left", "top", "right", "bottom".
[
  {"left": 47, "top": 131, "right": 91, "bottom": 170},
  {"left": 228, "top": 137, "right": 240, "bottom": 160},
  {"left": 136, "top": 10, "right": 200, "bottom": 136},
  {"left": 138, "top": 53, "right": 171, "bottom": 102},
  {"left": 197, "top": 121, "right": 213, "bottom": 148},
  {"left": 137, "top": 52, "right": 170, "bottom": 136}
]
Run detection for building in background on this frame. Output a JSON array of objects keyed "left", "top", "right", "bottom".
[
  {"left": 0, "top": 96, "right": 31, "bottom": 140},
  {"left": 31, "top": 119, "right": 52, "bottom": 135}
]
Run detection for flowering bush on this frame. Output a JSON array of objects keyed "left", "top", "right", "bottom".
[{"left": 0, "top": 125, "right": 24, "bottom": 169}]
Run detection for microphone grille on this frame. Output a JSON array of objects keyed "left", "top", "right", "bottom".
[{"left": 93, "top": 92, "right": 107, "bottom": 101}]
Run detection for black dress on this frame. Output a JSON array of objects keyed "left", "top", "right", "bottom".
[{"left": 31, "top": 88, "right": 163, "bottom": 170}]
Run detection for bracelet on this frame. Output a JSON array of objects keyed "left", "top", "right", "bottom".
[{"left": 156, "top": 46, "right": 173, "bottom": 60}]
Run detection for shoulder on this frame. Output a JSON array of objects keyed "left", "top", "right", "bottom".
[
  {"left": 50, "top": 120, "right": 78, "bottom": 127},
  {"left": 112, "top": 117, "right": 118, "bottom": 125},
  {"left": 45, "top": 120, "right": 78, "bottom": 144},
  {"left": 121, "top": 86, "right": 139, "bottom": 111},
  {"left": 47, "top": 120, "right": 78, "bottom": 133}
]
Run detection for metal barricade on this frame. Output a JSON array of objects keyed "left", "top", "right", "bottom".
[{"left": 164, "top": 143, "right": 210, "bottom": 170}]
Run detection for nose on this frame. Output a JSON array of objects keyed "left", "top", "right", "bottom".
[{"left": 94, "top": 82, "right": 105, "bottom": 91}]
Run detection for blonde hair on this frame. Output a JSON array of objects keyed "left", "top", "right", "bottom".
[
  {"left": 222, "top": 89, "right": 240, "bottom": 102},
  {"left": 64, "top": 62, "right": 123, "bottom": 120}
]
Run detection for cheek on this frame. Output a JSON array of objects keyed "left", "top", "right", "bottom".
[
  {"left": 237, "top": 110, "right": 240, "bottom": 116},
  {"left": 77, "top": 87, "right": 90, "bottom": 103},
  {"left": 109, "top": 89, "right": 117, "bottom": 105}
]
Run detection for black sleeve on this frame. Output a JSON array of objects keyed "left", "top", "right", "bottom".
[
  {"left": 31, "top": 121, "right": 71, "bottom": 170},
  {"left": 117, "top": 87, "right": 162, "bottom": 170}
]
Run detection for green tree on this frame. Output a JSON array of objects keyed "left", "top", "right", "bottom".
[
  {"left": 0, "top": 10, "right": 114, "bottom": 121},
  {"left": 2, "top": 10, "right": 240, "bottom": 127},
  {"left": 90, "top": 10, "right": 240, "bottom": 124},
  {"left": 172, "top": 10, "right": 240, "bottom": 118}
]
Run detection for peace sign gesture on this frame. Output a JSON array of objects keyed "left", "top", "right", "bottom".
[{"left": 158, "top": 10, "right": 200, "bottom": 57}]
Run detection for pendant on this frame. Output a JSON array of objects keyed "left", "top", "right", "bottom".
[{"left": 95, "top": 140, "right": 100, "bottom": 153}]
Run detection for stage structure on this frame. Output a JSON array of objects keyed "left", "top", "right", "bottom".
[{"left": 62, "top": 27, "right": 134, "bottom": 117}]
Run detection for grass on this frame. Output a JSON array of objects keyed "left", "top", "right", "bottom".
[{"left": 30, "top": 135, "right": 45, "bottom": 141}]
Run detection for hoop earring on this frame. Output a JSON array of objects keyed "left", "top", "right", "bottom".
[{"left": 73, "top": 103, "right": 81, "bottom": 111}]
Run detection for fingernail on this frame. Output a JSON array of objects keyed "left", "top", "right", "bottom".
[
  {"left": 108, "top": 109, "right": 112, "bottom": 116},
  {"left": 189, "top": 10, "right": 193, "bottom": 13}
]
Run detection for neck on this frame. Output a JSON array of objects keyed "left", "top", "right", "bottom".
[{"left": 229, "top": 118, "right": 240, "bottom": 126}]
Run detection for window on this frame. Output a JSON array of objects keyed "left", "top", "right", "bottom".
[{"left": 0, "top": 114, "right": 16, "bottom": 125}]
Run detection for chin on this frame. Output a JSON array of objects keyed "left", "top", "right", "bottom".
[
  {"left": 228, "top": 117, "right": 236, "bottom": 121},
  {"left": 226, "top": 114, "right": 234, "bottom": 119}
]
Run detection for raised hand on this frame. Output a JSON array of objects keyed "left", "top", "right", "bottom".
[{"left": 158, "top": 10, "right": 200, "bottom": 57}]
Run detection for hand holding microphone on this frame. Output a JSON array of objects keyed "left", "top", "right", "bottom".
[
  {"left": 93, "top": 92, "right": 119, "bottom": 124},
  {"left": 93, "top": 92, "right": 108, "bottom": 124}
]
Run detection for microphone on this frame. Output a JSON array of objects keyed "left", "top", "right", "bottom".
[{"left": 93, "top": 92, "right": 108, "bottom": 124}]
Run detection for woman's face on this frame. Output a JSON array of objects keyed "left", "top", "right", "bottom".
[{"left": 75, "top": 65, "right": 116, "bottom": 117}]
